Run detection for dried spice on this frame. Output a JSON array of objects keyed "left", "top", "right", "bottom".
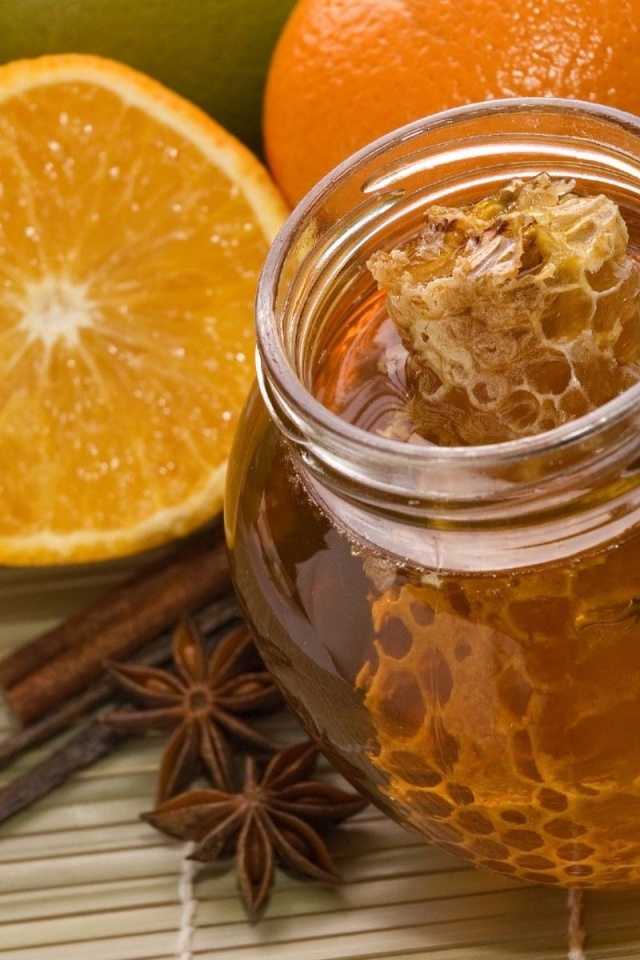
[
  {"left": 3, "top": 531, "right": 232, "bottom": 725},
  {"left": 0, "top": 594, "right": 241, "bottom": 773},
  {"left": 107, "top": 618, "right": 282, "bottom": 800},
  {"left": 0, "top": 719, "right": 127, "bottom": 827},
  {"left": 143, "top": 740, "right": 368, "bottom": 915}
]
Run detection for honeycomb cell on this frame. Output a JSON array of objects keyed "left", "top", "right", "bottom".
[
  {"left": 456, "top": 809, "right": 495, "bottom": 835},
  {"left": 378, "top": 615, "right": 413, "bottom": 659},
  {"left": 454, "top": 639, "right": 472, "bottom": 661},
  {"left": 445, "top": 782, "right": 475, "bottom": 806},
  {"left": 417, "top": 648, "right": 453, "bottom": 705},
  {"left": 500, "top": 809, "right": 529, "bottom": 825},
  {"left": 429, "top": 720, "right": 460, "bottom": 772},
  {"left": 556, "top": 842, "right": 595, "bottom": 861},
  {"left": 469, "top": 838, "right": 511, "bottom": 860},
  {"left": 376, "top": 672, "right": 424, "bottom": 737},
  {"left": 537, "top": 788, "right": 569, "bottom": 812},
  {"left": 574, "top": 784, "right": 600, "bottom": 797},
  {"left": 444, "top": 583, "right": 471, "bottom": 617},
  {"left": 496, "top": 666, "right": 532, "bottom": 718},
  {"left": 410, "top": 600, "right": 435, "bottom": 625},
  {"left": 426, "top": 820, "right": 465, "bottom": 844},
  {"left": 564, "top": 864, "right": 595, "bottom": 878},
  {"left": 501, "top": 829, "right": 546, "bottom": 851},
  {"left": 543, "top": 818, "right": 587, "bottom": 839},
  {"left": 406, "top": 789, "right": 455, "bottom": 819},
  {"left": 511, "top": 729, "right": 544, "bottom": 783}
]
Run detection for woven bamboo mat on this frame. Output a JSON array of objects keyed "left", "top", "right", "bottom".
[{"left": 1, "top": 557, "right": 640, "bottom": 960}]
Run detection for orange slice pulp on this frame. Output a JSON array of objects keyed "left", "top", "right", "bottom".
[{"left": 0, "top": 54, "right": 287, "bottom": 565}]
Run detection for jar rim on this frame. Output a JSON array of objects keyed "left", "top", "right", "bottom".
[{"left": 256, "top": 97, "right": 640, "bottom": 478}]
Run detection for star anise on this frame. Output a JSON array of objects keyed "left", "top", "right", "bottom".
[
  {"left": 142, "top": 740, "right": 369, "bottom": 915},
  {"left": 106, "top": 618, "right": 282, "bottom": 801}
]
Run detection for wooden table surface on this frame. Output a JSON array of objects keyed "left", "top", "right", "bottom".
[{"left": 1, "top": 556, "right": 639, "bottom": 960}]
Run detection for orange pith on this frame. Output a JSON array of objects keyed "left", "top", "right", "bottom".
[
  {"left": 0, "top": 55, "right": 287, "bottom": 565},
  {"left": 263, "top": 0, "right": 640, "bottom": 206}
]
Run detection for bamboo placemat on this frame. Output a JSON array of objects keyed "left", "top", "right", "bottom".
[{"left": 1, "top": 557, "right": 640, "bottom": 960}]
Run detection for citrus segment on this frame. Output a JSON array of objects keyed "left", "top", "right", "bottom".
[{"left": 0, "top": 54, "right": 287, "bottom": 565}]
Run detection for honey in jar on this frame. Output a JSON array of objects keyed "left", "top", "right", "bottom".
[{"left": 225, "top": 99, "right": 640, "bottom": 887}]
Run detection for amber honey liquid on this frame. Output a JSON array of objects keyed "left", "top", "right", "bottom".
[
  {"left": 313, "top": 290, "right": 410, "bottom": 438},
  {"left": 228, "top": 289, "right": 640, "bottom": 888}
]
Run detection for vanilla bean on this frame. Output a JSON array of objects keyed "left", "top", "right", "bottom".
[
  {"left": 0, "top": 594, "right": 242, "bottom": 770},
  {"left": 0, "top": 719, "right": 127, "bottom": 826},
  {"left": 6, "top": 534, "right": 231, "bottom": 726},
  {"left": 0, "top": 607, "right": 249, "bottom": 827},
  {"left": 0, "top": 686, "right": 114, "bottom": 770}
]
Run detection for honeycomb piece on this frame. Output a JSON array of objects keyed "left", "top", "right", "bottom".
[
  {"left": 356, "top": 577, "right": 640, "bottom": 885},
  {"left": 368, "top": 175, "right": 640, "bottom": 445}
]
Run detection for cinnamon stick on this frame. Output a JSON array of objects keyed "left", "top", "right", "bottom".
[
  {"left": 0, "top": 594, "right": 241, "bottom": 770},
  {"left": 4, "top": 533, "right": 231, "bottom": 726},
  {"left": 0, "top": 529, "right": 226, "bottom": 691},
  {"left": 0, "top": 611, "right": 248, "bottom": 827}
]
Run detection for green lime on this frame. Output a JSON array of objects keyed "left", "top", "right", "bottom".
[{"left": 0, "top": 0, "right": 296, "bottom": 154}]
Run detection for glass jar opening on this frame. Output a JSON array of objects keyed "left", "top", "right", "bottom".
[{"left": 255, "top": 98, "right": 640, "bottom": 567}]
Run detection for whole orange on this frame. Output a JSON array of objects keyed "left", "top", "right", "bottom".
[{"left": 263, "top": 0, "right": 640, "bottom": 206}]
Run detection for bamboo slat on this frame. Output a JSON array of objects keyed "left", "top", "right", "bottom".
[{"left": 1, "top": 556, "right": 640, "bottom": 959}]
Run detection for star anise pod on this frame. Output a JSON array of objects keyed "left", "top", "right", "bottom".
[
  {"left": 142, "top": 740, "right": 368, "bottom": 915},
  {"left": 106, "top": 618, "right": 282, "bottom": 801}
]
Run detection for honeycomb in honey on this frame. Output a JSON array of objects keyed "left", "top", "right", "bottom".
[
  {"left": 368, "top": 174, "right": 640, "bottom": 445},
  {"left": 356, "top": 576, "right": 640, "bottom": 886}
]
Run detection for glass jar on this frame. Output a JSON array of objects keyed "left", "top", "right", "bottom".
[{"left": 225, "top": 99, "right": 640, "bottom": 888}]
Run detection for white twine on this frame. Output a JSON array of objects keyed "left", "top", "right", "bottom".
[
  {"left": 176, "top": 840, "right": 198, "bottom": 960},
  {"left": 567, "top": 888, "right": 586, "bottom": 960},
  {"left": 172, "top": 837, "right": 588, "bottom": 960}
]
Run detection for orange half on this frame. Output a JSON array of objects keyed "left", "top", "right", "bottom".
[{"left": 0, "top": 55, "right": 287, "bottom": 565}]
